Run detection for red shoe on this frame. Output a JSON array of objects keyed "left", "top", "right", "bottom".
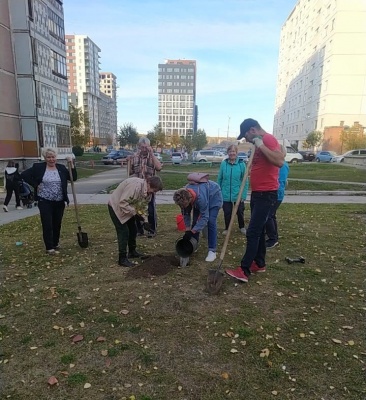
[
  {"left": 250, "top": 261, "right": 266, "bottom": 273},
  {"left": 225, "top": 266, "right": 249, "bottom": 282}
]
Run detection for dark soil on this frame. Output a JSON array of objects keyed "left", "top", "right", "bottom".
[{"left": 126, "top": 254, "right": 180, "bottom": 278}]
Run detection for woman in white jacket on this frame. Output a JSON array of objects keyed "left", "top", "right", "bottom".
[{"left": 3, "top": 160, "right": 22, "bottom": 212}]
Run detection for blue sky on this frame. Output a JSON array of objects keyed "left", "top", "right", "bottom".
[{"left": 64, "top": 0, "right": 296, "bottom": 138}]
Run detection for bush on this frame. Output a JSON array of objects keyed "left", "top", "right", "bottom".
[{"left": 72, "top": 146, "right": 84, "bottom": 156}]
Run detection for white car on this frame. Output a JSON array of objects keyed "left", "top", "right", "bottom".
[
  {"left": 285, "top": 146, "right": 303, "bottom": 163},
  {"left": 332, "top": 149, "right": 366, "bottom": 162},
  {"left": 171, "top": 152, "right": 184, "bottom": 164},
  {"left": 154, "top": 152, "right": 162, "bottom": 162}
]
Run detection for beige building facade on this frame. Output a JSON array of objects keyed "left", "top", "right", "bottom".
[
  {"left": 99, "top": 72, "right": 118, "bottom": 145},
  {"left": 273, "top": 0, "right": 366, "bottom": 149},
  {"left": 0, "top": 0, "right": 71, "bottom": 163}
]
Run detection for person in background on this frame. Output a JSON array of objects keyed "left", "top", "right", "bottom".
[
  {"left": 108, "top": 176, "right": 163, "bottom": 267},
  {"left": 217, "top": 144, "right": 249, "bottom": 235},
  {"left": 226, "top": 118, "right": 284, "bottom": 282},
  {"left": 21, "top": 148, "right": 77, "bottom": 255},
  {"left": 173, "top": 180, "right": 223, "bottom": 262},
  {"left": 265, "top": 145, "right": 289, "bottom": 249},
  {"left": 130, "top": 137, "right": 162, "bottom": 237},
  {"left": 2, "top": 160, "right": 22, "bottom": 212}
]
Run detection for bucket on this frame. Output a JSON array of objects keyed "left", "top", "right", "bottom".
[
  {"left": 175, "top": 237, "right": 198, "bottom": 257},
  {"left": 176, "top": 214, "right": 186, "bottom": 231}
]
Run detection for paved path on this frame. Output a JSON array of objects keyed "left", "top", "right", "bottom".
[{"left": 1, "top": 168, "right": 365, "bottom": 226}]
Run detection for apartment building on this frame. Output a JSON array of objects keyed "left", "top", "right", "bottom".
[
  {"left": 66, "top": 34, "right": 101, "bottom": 146},
  {"left": 99, "top": 72, "right": 118, "bottom": 145},
  {"left": 158, "top": 59, "right": 197, "bottom": 141},
  {"left": 273, "top": 0, "right": 366, "bottom": 149},
  {"left": 0, "top": 0, "right": 71, "bottom": 164}
]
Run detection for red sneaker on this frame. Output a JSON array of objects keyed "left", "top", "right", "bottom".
[
  {"left": 225, "top": 266, "right": 249, "bottom": 282},
  {"left": 250, "top": 261, "right": 266, "bottom": 273}
]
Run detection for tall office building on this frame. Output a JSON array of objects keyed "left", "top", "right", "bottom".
[
  {"left": 158, "top": 59, "right": 197, "bottom": 141},
  {"left": 0, "top": 0, "right": 71, "bottom": 164},
  {"left": 66, "top": 34, "right": 101, "bottom": 146},
  {"left": 99, "top": 72, "right": 118, "bottom": 145},
  {"left": 273, "top": 0, "right": 366, "bottom": 148}
]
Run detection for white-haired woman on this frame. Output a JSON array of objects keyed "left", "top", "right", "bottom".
[{"left": 21, "top": 148, "right": 77, "bottom": 255}]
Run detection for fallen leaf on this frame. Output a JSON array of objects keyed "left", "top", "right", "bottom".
[
  {"left": 97, "top": 336, "right": 106, "bottom": 342},
  {"left": 260, "top": 348, "right": 270, "bottom": 358},
  {"left": 48, "top": 376, "right": 58, "bottom": 386},
  {"left": 84, "top": 383, "right": 91, "bottom": 389},
  {"left": 178, "top": 386, "right": 183, "bottom": 391},
  {"left": 101, "top": 350, "right": 108, "bottom": 356},
  {"left": 276, "top": 344, "right": 285, "bottom": 351},
  {"left": 332, "top": 338, "right": 342, "bottom": 344},
  {"left": 120, "top": 309, "right": 129, "bottom": 315},
  {"left": 342, "top": 326, "right": 353, "bottom": 330},
  {"left": 348, "top": 340, "right": 355, "bottom": 346},
  {"left": 230, "top": 348, "right": 238, "bottom": 353},
  {"left": 221, "top": 372, "right": 229, "bottom": 379},
  {"left": 72, "top": 335, "right": 84, "bottom": 343}
]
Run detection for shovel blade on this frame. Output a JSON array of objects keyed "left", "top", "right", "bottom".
[
  {"left": 206, "top": 269, "right": 224, "bottom": 295},
  {"left": 77, "top": 231, "right": 88, "bottom": 248}
]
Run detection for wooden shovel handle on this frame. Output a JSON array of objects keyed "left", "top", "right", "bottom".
[
  {"left": 67, "top": 161, "right": 81, "bottom": 228},
  {"left": 218, "top": 146, "right": 255, "bottom": 261}
]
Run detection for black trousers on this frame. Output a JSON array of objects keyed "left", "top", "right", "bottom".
[
  {"left": 222, "top": 201, "right": 245, "bottom": 230},
  {"left": 37, "top": 198, "right": 65, "bottom": 250},
  {"left": 4, "top": 182, "right": 20, "bottom": 207},
  {"left": 108, "top": 205, "right": 137, "bottom": 257}
]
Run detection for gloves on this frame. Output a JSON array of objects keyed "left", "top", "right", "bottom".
[
  {"left": 253, "top": 137, "right": 264, "bottom": 148},
  {"left": 183, "top": 230, "right": 194, "bottom": 241}
]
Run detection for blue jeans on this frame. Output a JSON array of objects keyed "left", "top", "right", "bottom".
[
  {"left": 240, "top": 191, "right": 277, "bottom": 274},
  {"left": 192, "top": 206, "right": 220, "bottom": 252}
]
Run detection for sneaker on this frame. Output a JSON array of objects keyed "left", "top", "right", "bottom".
[
  {"left": 240, "top": 227, "right": 246, "bottom": 234},
  {"left": 118, "top": 257, "right": 134, "bottom": 267},
  {"left": 225, "top": 266, "right": 249, "bottom": 283},
  {"left": 250, "top": 261, "right": 266, "bottom": 273},
  {"left": 46, "top": 249, "right": 60, "bottom": 255},
  {"left": 266, "top": 241, "right": 279, "bottom": 249},
  {"left": 222, "top": 230, "right": 228, "bottom": 236},
  {"left": 205, "top": 251, "right": 216, "bottom": 262},
  {"left": 3, "top": 205, "right": 8, "bottom": 212},
  {"left": 54, "top": 245, "right": 61, "bottom": 250},
  {"left": 16, "top": 206, "right": 23, "bottom": 210}
]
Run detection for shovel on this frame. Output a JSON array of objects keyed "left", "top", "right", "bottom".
[
  {"left": 68, "top": 161, "right": 89, "bottom": 248},
  {"left": 206, "top": 147, "right": 254, "bottom": 295}
]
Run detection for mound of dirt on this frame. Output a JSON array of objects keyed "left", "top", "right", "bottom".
[{"left": 126, "top": 254, "right": 180, "bottom": 279}]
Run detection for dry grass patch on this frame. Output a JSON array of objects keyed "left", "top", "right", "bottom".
[{"left": 0, "top": 203, "right": 365, "bottom": 399}]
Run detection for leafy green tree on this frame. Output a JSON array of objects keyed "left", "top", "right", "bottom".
[
  {"left": 170, "top": 134, "right": 181, "bottom": 149},
  {"left": 117, "top": 123, "right": 139, "bottom": 148},
  {"left": 180, "top": 136, "right": 193, "bottom": 153},
  {"left": 340, "top": 124, "right": 366, "bottom": 151},
  {"left": 302, "top": 130, "right": 323, "bottom": 149},
  {"left": 192, "top": 129, "right": 207, "bottom": 150},
  {"left": 69, "top": 104, "right": 90, "bottom": 147},
  {"left": 147, "top": 124, "right": 166, "bottom": 148}
]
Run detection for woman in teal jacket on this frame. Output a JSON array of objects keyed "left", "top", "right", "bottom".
[{"left": 217, "top": 144, "right": 249, "bottom": 235}]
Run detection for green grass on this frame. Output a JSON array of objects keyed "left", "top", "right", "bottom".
[
  {"left": 76, "top": 166, "right": 112, "bottom": 179},
  {"left": 0, "top": 203, "right": 365, "bottom": 399}
]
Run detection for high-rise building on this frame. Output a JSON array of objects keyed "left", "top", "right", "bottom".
[
  {"left": 99, "top": 72, "right": 118, "bottom": 145},
  {"left": 158, "top": 59, "right": 197, "bottom": 142},
  {"left": 66, "top": 34, "right": 101, "bottom": 146},
  {"left": 273, "top": 0, "right": 366, "bottom": 149},
  {"left": 0, "top": 0, "right": 71, "bottom": 164}
]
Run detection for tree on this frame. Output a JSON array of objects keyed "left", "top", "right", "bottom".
[
  {"left": 302, "top": 130, "right": 323, "bottom": 149},
  {"left": 146, "top": 124, "right": 166, "bottom": 149},
  {"left": 170, "top": 134, "right": 181, "bottom": 149},
  {"left": 192, "top": 129, "right": 207, "bottom": 150},
  {"left": 69, "top": 104, "right": 90, "bottom": 147},
  {"left": 180, "top": 136, "right": 194, "bottom": 153},
  {"left": 117, "top": 123, "right": 139, "bottom": 148},
  {"left": 340, "top": 124, "right": 366, "bottom": 151}
]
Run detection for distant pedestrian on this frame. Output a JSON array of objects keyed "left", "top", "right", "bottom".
[
  {"left": 173, "top": 180, "right": 223, "bottom": 262},
  {"left": 130, "top": 137, "right": 162, "bottom": 237},
  {"left": 226, "top": 118, "right": 284, "bottom": 282},
  {"left": 108, "top": 176, "right": 163, "bottom": 267},
  {"left": 3, "top": 160, "right": 22, "bottom": 212},
  {"left": 265, "top": 145, "right": 289, "bottom": 249},
  {"left": 21, "top": 148, "right": 77, "bottom": 255},
  {"left": 217, "top": 144, "right": 249, "bottom": 235}
]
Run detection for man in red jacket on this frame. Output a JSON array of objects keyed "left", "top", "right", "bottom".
[{"left": 226, "top": 118, "right": 284, "bottom": 282}]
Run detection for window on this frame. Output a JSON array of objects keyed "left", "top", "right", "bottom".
[
  {"left": 53, "top": 89, "right": 68, "bottom": 110},
  {"left": 48, "top": 7, "right": 65, "bottom": 43},
  {"left": 51, "top": 50, "right": 67, "bottom": 78},
  {"left": 56, "top": 125, "right": 71, "bottom": 146}
]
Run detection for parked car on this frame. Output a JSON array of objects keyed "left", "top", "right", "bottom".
[
  {"left": 102, "top": 149, "right": 133, "bottom": 165},
  {"left": 237, "top": 152, "right": 248, "bottom": 163},
  {"left": 315, "top": 151, "right": 337, "bottom": 163},
  {"left": 285, "top": 146, "right": 303, "bottom": 163},
  {"left": 332, "top": 149, "right": 366, "bottom": 163},
  {"left": 299, "top": 150, "right": 315, "bottom": 162},
  {"left": 192, "top": 150, "right": 227, "bottom": 163},
  {"left": 171, "top": 152, "right": 184, "bottom": 164},
  {"left": 154, "top": 152, "right": 162, "bottom": 162}
]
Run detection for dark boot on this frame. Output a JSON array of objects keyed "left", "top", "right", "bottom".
[
  {"left": 128, "top": 249, "right": 145, "bottom": 258},
  {"left": 118, "top": 256, "right": 134, "bottom": 267}
]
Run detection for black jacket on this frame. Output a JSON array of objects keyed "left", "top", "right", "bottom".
[{"left": 21, "top": 162, "right": 77, "bottom": 204}]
